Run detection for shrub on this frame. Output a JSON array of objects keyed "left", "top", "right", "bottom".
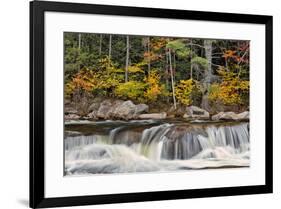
[
  {"left": 175, "top": 79, "right": 202, "bottom": 106},
  {"left": 208, "top": 70, "right": 249, "bottom": 106},
  {"left": 144, "top": 71, "right": 163, "bottom": 102},
  {"left": 114, "top": 81, "right": 147, "bottom": 102}
]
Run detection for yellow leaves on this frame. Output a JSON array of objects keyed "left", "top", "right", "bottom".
[
  {"left": 144, "top": 71, "right": 162, "bottom": 102},
  {"left": 240, "top": 80, "right": 249, "bottom": 91},
  {"left": 208, "top": 74, "right": 250, "bottom": 106},
  {"left": 65, "top": 65, "right": 122, "bottom": 96},
  {"left": 128, "top": 66, "right": 144, "bottom": 74},
  {"left": 208, "top": 68, "right": 249, "bottom": 106},
  {"left": 114, "top": 71, "right": 163, "bottom": 103},
  {"left": 151, "top": 38, "right": 167, "bottom": 51},
  {"left": 65, "top": 82, "right": 75, "bottom": 96},
  {"left": 175, "top": 79, "right": 201, "bottom": 105},
  {"left": 114, "top": 81, "right": 146, "bottom": 102}
]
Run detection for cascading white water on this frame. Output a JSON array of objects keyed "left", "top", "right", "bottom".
[
  {"left": 138, "top": 124, "right": 173, "bottom": 161},
  {"left": 65, "top": 121, "right": 250, "bottom": 175}
]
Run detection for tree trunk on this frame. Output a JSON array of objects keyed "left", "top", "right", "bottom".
[
  {"left": 78, "top": 33, "right": 81, "bottom": 71},
  {"left": 99, "top": 34, "right": 102, "bottom": 56},
  {"left": 201, "top": 40, "right": 213, "bottom": 111},
  {"left": 108, "top": 34, "right": 112, "bottom": 59},
  {"left": 168, "top": 48, "right": 177, "bottom": 109},
  {"left": 147, "top": 37, "right": 151, "bottom": 77},
  {"left": 165, "top": 49, "right": 170, "bottom": 102},
  {"left": 173, "top": 52, "right": 176, "bottom": 82},
  {"left": 190, "top": 39, "right": 193, "bottom": 79},
  {"left": 78, "top": 33, "right": 81, "bottom": 50},
  {"left": 125, "top": 35, "right": 129, "bottom": 82},
  {"left": 165, "top": 49, "right": 169, "bottom": 87}
]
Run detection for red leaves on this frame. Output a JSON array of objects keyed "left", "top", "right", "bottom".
[{"left": 222, "top": 47, "right": 249, "bottom": 64}]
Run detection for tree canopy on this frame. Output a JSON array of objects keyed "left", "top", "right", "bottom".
[{"left": 64, "top": 32, "right": 250, "bottom": 112}]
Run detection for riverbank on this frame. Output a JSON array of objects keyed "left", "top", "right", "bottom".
[{"left": 65, "top": 98, "right": 249, "bottom": 122}]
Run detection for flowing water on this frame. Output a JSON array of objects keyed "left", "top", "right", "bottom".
[{"left": 64, "top": 119, "right": 250, "bottom": 175}]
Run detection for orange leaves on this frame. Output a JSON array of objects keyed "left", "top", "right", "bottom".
[
  {"left": 222, "top": 50, "right": 236, "bottom": 59},
  {"left": 65, "top": 65, "right": 121, "bottom": 96},
  {"left": 150, "top": 38, "right": 167, "bottom": 51},
  {"left": 70, "top": 68, "right": 97, "bottom": 92},
  {"left": 222, "top": 50, "right": 241, "bottom": 62},
  {"left": 222, "top": 47, "right": 249, "bottom": 64},
  {"left": 143, "top": 51, "right": 161, "bottom": 62},
  {"left": 143, "top": 38, "right": 167, "bottom": 63}
]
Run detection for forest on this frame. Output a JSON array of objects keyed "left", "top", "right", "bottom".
[
  {"left": 64, "top": 32, "right": 250, "bottom": 120},
  {"left": 64, "top": 32, "right": 250, "bottom": 175}
]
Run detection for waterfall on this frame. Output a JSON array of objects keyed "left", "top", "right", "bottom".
[
  {"left": 65, "top": 135, "right": 104, "bottom": 151},
  {"left": 159, "top": 123, "right": 249, "bottom": 160},
  {"left": 64, "top": 121, "right": 250, "bottom": 175},
  {"left": 138, "top": 124, "right": 173, "bottom": 161}
]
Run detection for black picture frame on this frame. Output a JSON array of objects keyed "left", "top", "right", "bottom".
[{"left": 30, "top": 1, "right": 273, "bottom": 208}]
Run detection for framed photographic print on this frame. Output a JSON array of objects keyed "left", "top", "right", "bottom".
[{"left": 30, "top": 0, "right": 273, "bottom": 208}]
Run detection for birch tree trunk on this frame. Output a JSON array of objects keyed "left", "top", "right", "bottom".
[
  {"left": 190, "top": 39, "right": 193, "bottom": 79},
  {"left": 165, "top": 49, "right": 170, "bottom": 102},
  {"left": 165, "top": 49, "right": 169, "bottom": 88},
  {"left": 78, "top": 33, "right": 81, "bottom": 50},
  {"left": 78, "top": 33, "right": 81, "bottom": 71},
  {"left": 173, "top": 52, "right": 176, "bottom": 82},
  {"left": 168, "top": 48, "right": 177, "bottom": 109},
  {"left": 147, "top": 37, "right": 151, "bottom": 77},
  {"left": 108, "top": 34, "right": 112, "bottom": 59},
  {"left": 201, "top": 39, "right": 213, "bottom": 111},
  {"left": 99, "top": 34, "right": 102, "bottom": 56},
  {"left": 125, "top": 35, "right": 129, "bottom": 83}
]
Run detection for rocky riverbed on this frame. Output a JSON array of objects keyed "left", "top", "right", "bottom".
[{"left": 65, "top": 99, "right": 249, "bottom": 122}]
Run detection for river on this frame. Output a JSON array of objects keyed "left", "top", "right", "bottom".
[{"left": 64, "top": 119, "right": 250, "bottom": 175}]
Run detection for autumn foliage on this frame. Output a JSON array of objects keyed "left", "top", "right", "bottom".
[
  {"left": 209, "top": 70, "right": 249, "bottom": 106},
  {"left": 64, "top": 32, "right": 250, "bottom": 112}
]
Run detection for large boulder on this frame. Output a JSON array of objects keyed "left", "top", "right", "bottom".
[
  {"left": 138, "top": 112, "right": 167, "bottom": 120},
  {"left": 112, "top": 100, "right": 136, "bottom": 120},
  {"left": 87, "top": 110, "right": 98, "bottom": 120},
  {"left": 134, "top": 104, "right": 149, "bottom": 115},
  {"left": 87, "top": 102, "right": 100, "bottom": 113},
  {"left": 183, "top": 106, "right": 209, "bottom": 120},
  {"left": 96, "top": 100, "right": 112, "bottom": 119},
  {"left": 212, "top": 111, "right": 249, "bottom": 121},
  {"left": 86, "top": 100, "right": 150, "bottom": 120}
]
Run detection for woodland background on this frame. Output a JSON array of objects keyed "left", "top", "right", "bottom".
[{"left": 64, "top": 33, "right": 250, "bottom": 115}]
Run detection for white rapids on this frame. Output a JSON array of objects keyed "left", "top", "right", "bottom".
[{"left": 64, "top": 121, "right": 250, "bottom": 175}]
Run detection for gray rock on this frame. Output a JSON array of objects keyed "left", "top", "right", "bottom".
[
  {"left": 138, "top": 112, "right": 167, "bottom": 119},
  {"left": 113, "top": 100, "right": 136, "bottom": 120},
  {"left": 65, "top": 106, "right": 78, "bottom": 114},
  {"left": 87, "top": 102, "right": 101, "bottom": 113},
  {"left": 107, "top": 100, "right": 125, "bottom": 118},
  {"left": 65, "top": 113, "right": 80, "bottom": 120},
  {"left": 91, "top": 100, "right": 150, "bottom": 120},
  {"left": 134, "top": 104, "right": 149, "bottom": 115},
  {"left": 237, "top": 111, "right": 249, "bottom": 120},
  {"left": 183, "top": 106, "right": 209, "bottom": 120},
  {"left": 96, "top": 100, "right": 112, "bottom": 119},
  {"left": 212, "top": 111, "right": 249, "bottom": 121},
  {"left": 87, "top": 110, "right": 98, "bottom": 119}
]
